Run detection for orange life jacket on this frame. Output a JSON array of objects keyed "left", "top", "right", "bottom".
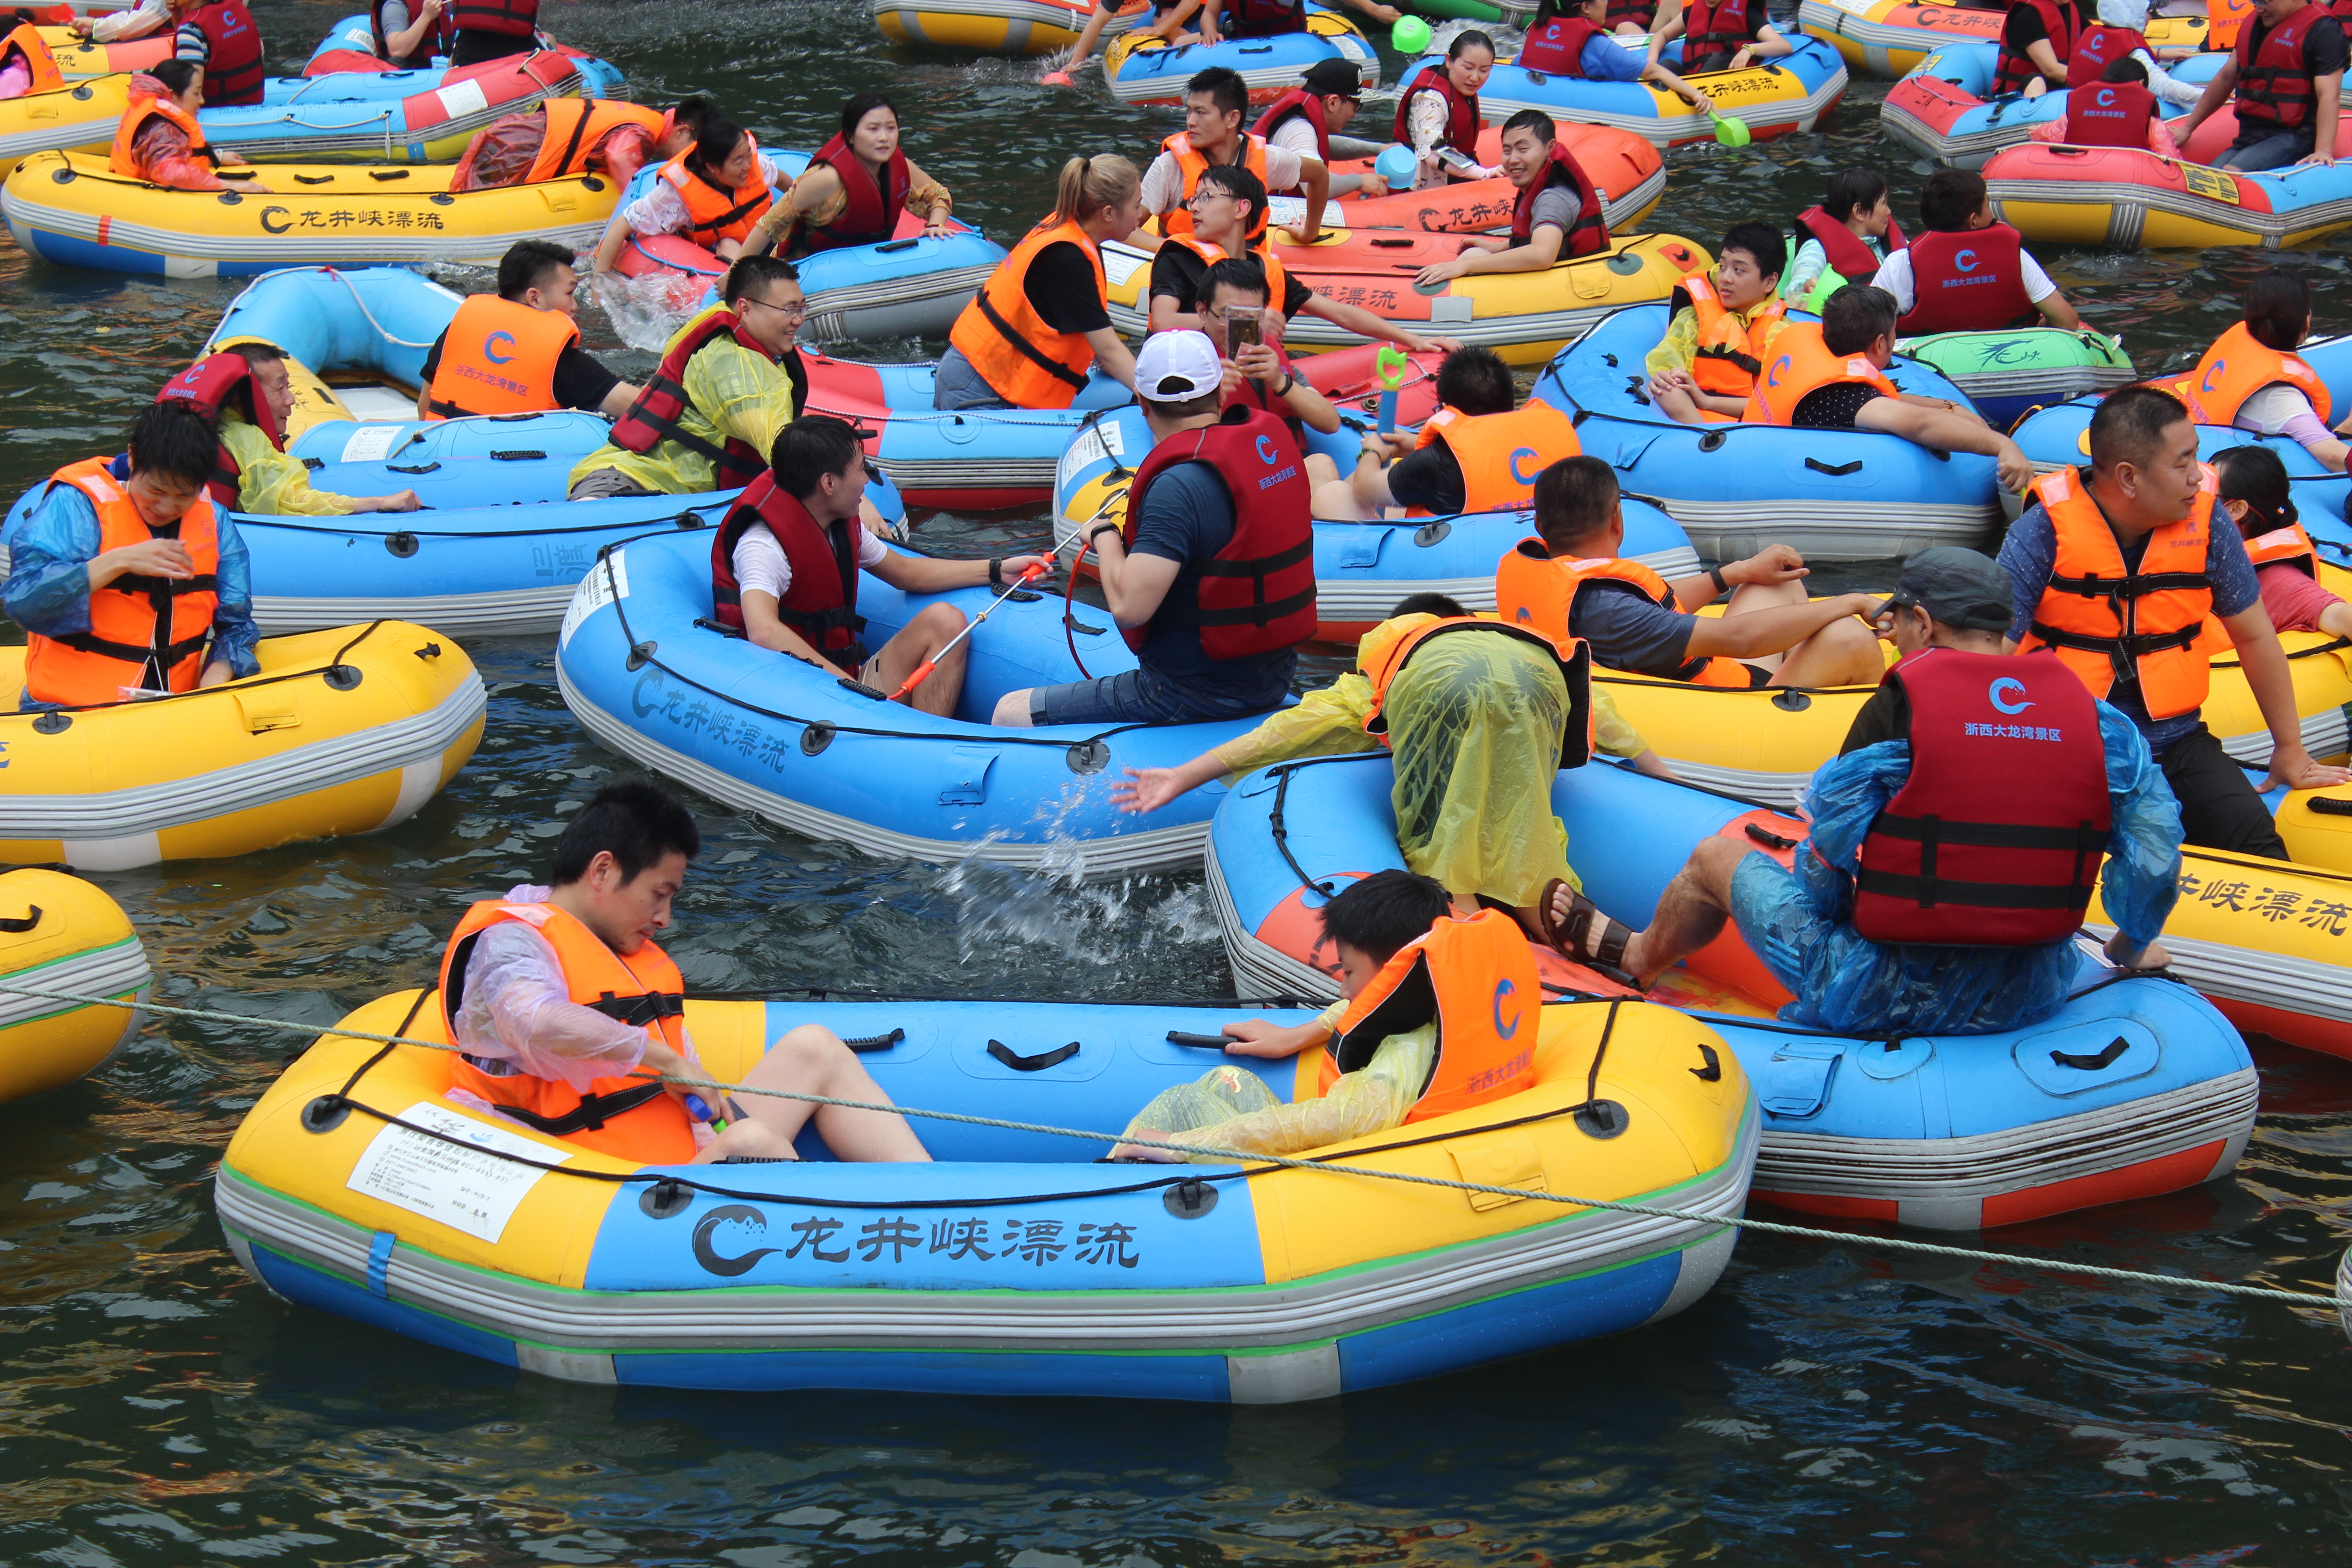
[
  {"left": 0, "top": 21, "right": 63, "bottom": 94},
  {"left": 425, "top": 295, "right": 581, "bottom": 419},
  {"left": 438, "top": 898, "right": 700, "bottom": 1165},
  {"left": 1493, "top": 537, "right": 1754, "bottom": 686},
  {"left": 946, "top": 216, "right": 1105, "bottom": 410},
  {"left": 1153, "top": 132, "right": 1273, "bottom": 240},
  {"left": 527, "top": 98, "right": 666, "bottom": 185},
  {"left": 657, "top": 143, "right": 774, "bottom": 248},
  {"left": 23, "top": 456, "right": 221, "bottom": 707},
  {"left": 154, "top": 349, "right": 283, "bottom": 508},
  {"left": 1162, "top": 232, "right": 1291, "bottom": 315},
  {"left": 110, "top": 85, "right": 212, "bottom": 180},
  {"left": 1318, "top": 909, "right": 1542, "bottom": 1124},
  {"left": 2174, "top": 320, "right": 2333, "bottom": 428},
  {"left": 1741, "top": 320, "right": 1901, "bottom": 426},
  {"left": 1411, "top": 402, "right": 1580, "bottom": 514},
  {"left": 2020, "top": 463, "right": 2225, "bottom": 720},
  {"left": 2242, "top": 519, "right": 2317, "bottom": 577},
  {"left": 1358, "top": 613, "right": 1595, "bottom": 765},
  {"left": 1676, "top": 272, "right": 1787, "bottom": 397}
]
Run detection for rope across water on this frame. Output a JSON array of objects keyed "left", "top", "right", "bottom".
[{"left": 18, "top": 977, "right": 2347, "bottom": 1314}]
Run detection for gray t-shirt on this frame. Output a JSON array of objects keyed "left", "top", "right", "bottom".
[
  {"left": 1566, "top": 579, "right": 1696, "bottom": 677},
  {"left": 1516, "top": 184, "right": 1583, "bottom": 248}
]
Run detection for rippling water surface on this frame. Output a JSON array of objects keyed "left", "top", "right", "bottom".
[{"left": 2, "top": 2, "right": 2350, "bottom": 1562}]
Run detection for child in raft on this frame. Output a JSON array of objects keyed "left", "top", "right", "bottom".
[
  {"left": 2211, "top": 445, "right": 2352, "bottom": 639},
  {"left": 1110, "top": 869, "right": 1534, "bottom": 1161}
]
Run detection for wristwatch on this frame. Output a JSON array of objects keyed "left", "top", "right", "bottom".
[
  {"left": 1275, "top": 371, "right": 1296, "bottom": 397},
  {"left": 988, "top": 558, "right": 1004, "bottom": 588}
]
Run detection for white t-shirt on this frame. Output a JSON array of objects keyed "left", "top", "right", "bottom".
[
  {"left": 1265, "top": 114, "right": 1323, "bottom": 161},
  {"left": 1141, "top": 139, "right": 1310, "bottom": 216},
  {"left": 622, "top": 153, "right": 788, "bottom": 238},
  {"left": 732, "top": 517, "right": 887, "bottom": 603},
  {"left": 1870, "top": 246, "right": 2058, "bottom": 316}
]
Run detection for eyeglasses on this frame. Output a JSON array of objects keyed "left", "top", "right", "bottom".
[
  {"left": 1188, "top": 191, "right": 1237, "bottom": 209},
  {"left": 742, "top": 295, "right": 808, "bottom": 321}
]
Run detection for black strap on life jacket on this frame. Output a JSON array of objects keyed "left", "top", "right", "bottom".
[
  {"left": 585, "top": 989, "right": 687, "bottom": 1028},
  {"left": 473, "top": 1079, "right": 674, "bottom": 1134},
  {"left": 683, "top": 164, "right": 768, "bottom": 242},
  {"left": 1180, "top": 537, "right": 1316, "bottom": 627},
  {"left": 2026, "top": 618, "right": 2206, "bottom": 686},
  {"left": 1854, "top": 814, "right": 2106, "bottom": 911},
  {"left": 975, "top": 289, "right": 1090, "bottom": 392},
  {"left": 545, "top": 100, "right": 597, "bottom": 179}
]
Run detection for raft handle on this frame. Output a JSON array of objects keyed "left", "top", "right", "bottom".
[
  {"left": 294, "top": 173, "right": 333, "bottom": 186},
  {"left": 1803, "top": 457, "right": 1863, "bottom": 477},
  {"left": 693, "top": 616, "right": 747, "bottom": 639},
  {"left": 370, "top": 168, "right": 413, "bottom": 180},
  {"left": 1166, "top": 1030, "right": 1230, "bottom": 1048},
  {"left": 2307, "top": 795, "right": 2352, "bottom": 816},
  {"left": 844, "top": 1028, "right": 906, "bottom": 1052},
  {"left": 490, "top": 449, "right": 546, "bottom": 461},
  {"left": 875, "top": 239, "right": 919, "bottom": 253},
  {"left": 1064, "top": 612, "right": 1107, "bottom": 636},
  {"left": 413, "top": 642, "right": 441, "bottom": 660},
  {"left": 2051, "top": 1035, "right": 2131, "bottom": 1072},
  {"left": 838, "top": 676, "right": 889, "bottom": 701},
  {"left": 1690, "top": 1042, "right": 1721, "bottom": 1082},
  {"left": 387, "top": 461, "right": 440, "bottom": 475},
  {"left": 987, "top": 1039, "right": 1080, "bottom": 1072},
  {"left": 0, "top": 906, "right": 40, "bottom": 934},
  {"left": 1745, "top": 821, "right": 1801, "bottom": 851}
]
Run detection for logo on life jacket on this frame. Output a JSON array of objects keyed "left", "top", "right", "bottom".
[
  {"left": 485, "top": 331, "right": 517, "bottom": 365},
  {"left": 1255, "top": 433, "right": 1278, "bottom": 465},
  {"left": 1988, "top": 676, "right": 2033, "bottom": 714},
  {"left": 2096, "top": 87, "right": 2116, "bottom": 107},
  {"left": 2203, "top": 359, "right": 2227, "bottom": 392},
  {"left": 1954, "top": 249, "right": 1979, "bottom": 272},
  {"left": 1491, "top": 976, "right": 1521, "bottom": 1040},
  {"left": 1767, "top": 353, "right": 1793, "bottom": 387},
  {"left": 1508, "top": 447, "right": 1541, "bottom": 486}
]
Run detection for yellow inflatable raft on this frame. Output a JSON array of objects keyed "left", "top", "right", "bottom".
[
  {"left": 0, "top": 73, "right": 129, "bottom": 181},
  {"left": 0, "top": 868, "right": 148, "bottom": 1105},
  {"left": 0, "top": 623, "right": 485, "bottom": 870},
  {"left": 871, "top": 0, "right": 1144, "bottom": 54},
  {"left": 0, "top": 151, "right": 618, "bottom": 277},
  {"left": 33, "top": 27, "right": 167, "bottom": 83}
]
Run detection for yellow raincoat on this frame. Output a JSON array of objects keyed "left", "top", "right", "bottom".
[
  {"left": 566, "top": 309, "right": 799, "bottom": 496},
  {"left": 1118, "top": 1021, "right": 1436, "bottom": 1161},
  {"left": 221, "top": 411, "right": 356, "bottom": 516}
]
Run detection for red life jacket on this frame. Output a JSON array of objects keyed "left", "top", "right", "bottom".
[
  {"left": 794, "top": 131, "right": 911, "bottom": 253},
  {"left": 1510, "top": 142, "right": 1610, "bottom": 257},
  {"left": 1607, "top": 0, "right": 1656, "bottom": 24},
  {"left": 1994, "top": 0, "right": 2080, "bottom": 93},
  {"left": 1899, "top": 225, "right": 2037, "bottom": 335},
  {"left": 185, "top": 0, "right": 265, "bottom": 107},
  {"left": 372, "top": 0, "right": 451, "bottom": 66},
  {"left": 1225, "top": 0, "right": 1307, "bottom": 35},
  {"left": 2065, "top": 78, "right": 2156, "bottom": 146},
  {"left": 2236, "top": 5, "right": 2324, "bottom": 132},
  {"left": 1119, "top": 406, "right": 1317, "bottom": 661},
  {"left": 1252, "top": 87, "right": 1331, "bottom": 165},
  {"left": 449, "top": 0, "right": 539, "bottom": 41},
  {"left": 709, "top": 472, "right": 870, "bottom": 666},
  {"left": 2066, "top": 21, "right": 2146, "bottom": 84},
  {"left": 1681, "top": 0, "right": 1758, "bottom": 74},
  {"left": 155, "top": 350, "right": 282, "bottom": 509},
  {"left": 608, "top": 308, "right": 806, "bottom": 492},
  {"left": 1392, "top": 62, "right": 1480, "bottom": 154},
  {"left": 1519, "top": 13, "right": 1602, "bottom": 74},
  {"left": 1851, "top": 647, "right": 2111, "bottom": 947},
  {"left": 1794, "top": 203, "right": 1905, "bottom": 282}
]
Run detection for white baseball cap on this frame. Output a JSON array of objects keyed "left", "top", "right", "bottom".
[{"left": 1134, "top": 330, "right": 1221, "bottom": 403}]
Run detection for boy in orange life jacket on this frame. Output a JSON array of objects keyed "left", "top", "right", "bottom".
[
  {"left": 418, "top": 240, "right": 642, "bottom": 423},
  {"left": 716, "top": 416, "right": 1046, "bottom": 718},
  {"left": 1869, "top": 168, "right": 2080, "bottom": 336},
  {"left": 1136, "top": 66, "right": 1331, "bottom": 249},
  {"left": 3, "top": 401, "right": 258, "bottom": 710},
  {"left": 1996, "top": 385, "right": 2351, "bottom": 859},
  {"left": 2176, "top": 0, "right": 2347, "bottom": 170},
  {"left": 1515, "top": 455, "right": 1885, "bottom": 689},
  {"left": 1110, "top": 872, "right": 1496, "bottom": 1161},
  {"left": 1644, "top": 221, "right": 1789, "bottom": 425},
  {"left": 448, "top": 93, "right": 708, "bottom": 192},
  {"left": 1551, "top": 548, "right": 2184, "bottom": 1036},
  {"left": 2211, "top": 444, "right": 2352, "bottom": 637},
  {"left": 445, "top": 777, "right": 930, "bottom": 1164},
  {"left": 1315, "top": 345, "right": 1539, "bottom": 520},
  {"left": 2028, "top": 55, "right": 2183, "bottom": 154}
]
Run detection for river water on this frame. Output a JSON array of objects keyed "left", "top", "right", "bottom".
[{"left": 3, "top": 1, "right": 2351, "bottom": 1562}]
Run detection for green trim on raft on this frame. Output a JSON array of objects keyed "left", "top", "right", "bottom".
[{"left": 1404, "top": 0, "right": 1514, "bottom": 21}]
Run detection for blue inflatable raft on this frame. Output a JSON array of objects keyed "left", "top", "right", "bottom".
[
  {"left": 1880, "top": 41, "right": 2220, "bottom": 167},
  {"left": 1472, "top": 35, "right": 1851, "bottom": 150},
  {"left": 1102, "top": 7, "right": 1376, "bottom": 105}
]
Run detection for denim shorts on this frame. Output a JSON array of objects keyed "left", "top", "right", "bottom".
[
  {"left": 1027, "top": 663, "right": 1283, "bottom": 727},
  {"left": 932, "top": 347, "right": 1015, "bottom": 412},
  {"left": 2222, "top": 127, "right": 2313, "bottom": 172}
]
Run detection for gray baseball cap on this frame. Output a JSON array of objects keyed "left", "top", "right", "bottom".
[{"left": 1886, "top": 547, "right": 2014, "bottom": 632}]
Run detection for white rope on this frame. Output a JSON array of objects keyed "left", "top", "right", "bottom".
[{"left": 15, "top": 978, "right": 2347, "bottom": 1313}]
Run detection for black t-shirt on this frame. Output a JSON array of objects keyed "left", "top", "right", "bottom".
[
  {"left": 2239, "top": 12, "right": 2351, "bottom": 101},
  {"left": 1026, "top": 240, "right": 1113, "bottom": 334},
  {"left": 1147, "top": 243, "right": 1316, "bottom": 318},
  {"left": 423, "top": 327, "right": 622, "bottom": 413},
  {"left": 1386, "top": 441, "right": 1466, "bottom": 514},
  {"left": 1839, "top": 680, "right": 1907, "bottom": 755},
  {"left": 1790, "top": 382, "right": 1885, "bottom": 430},
  {"left": 2000, "top": 0, "right": 2081, "bottom": 53}
]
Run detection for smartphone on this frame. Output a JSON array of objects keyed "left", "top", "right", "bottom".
[{"left": 1227, "top": 306, "right": 1260, "bottom": 351}]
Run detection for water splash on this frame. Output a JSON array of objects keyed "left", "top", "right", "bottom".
[{"left": 591, "top": 270, "right": 701, "bottom": 354}]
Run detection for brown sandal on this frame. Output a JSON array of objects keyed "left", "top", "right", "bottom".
[{"left": 1535, "top": 878, "right": 1639, "bottom": 985}]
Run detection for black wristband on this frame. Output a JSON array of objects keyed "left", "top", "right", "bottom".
[
  {"left": 988, "top": 557, "right": 1004, "bottom": 588},
  {"left": 1089, "top": 521, "right": 1122, "bottom": 546},
  {"left": 1709, "top": 564, "right": 1730, "bottom": 595}
]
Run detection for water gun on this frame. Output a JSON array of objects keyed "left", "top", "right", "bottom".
[{"left": 1375, "top": 345, "right": 1410, "bottom": 434}]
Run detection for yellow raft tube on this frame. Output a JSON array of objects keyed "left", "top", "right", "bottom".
[
  {"left": 0, "top": 623, "right": 485, "bottom": 870},
  {"left": 1, "top": 151, "right": 618, "bottom": 277},
  {"left": 0, "top": 868, "right": 148, "bottom": 1105},
  {"left": 216, "top": 989, "right": 1755, "bottom": 1397},
  {"left": 872, "top": 0, "right": 1145, "bottom": 54}
]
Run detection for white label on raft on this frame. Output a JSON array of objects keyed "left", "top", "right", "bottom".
[
  {"left": 1100, "top": 245, "right": 1150, "bottom": 288},
  {"left": 346, "top": 1100, "right": 572, "bottom": 1244},
  {"left": 1827, "top": 0, "right": 1878, "bottom": 14},
  {"left": 435, "top": 77, "right": 491, "bottom": 123},
  {"left": 1266, "top": 196, "right": 1307, "bottom": 227},
  {"left": 339, "top": 424, "right": 401, "bottom": 465},
  {"left": 1057, "top": 427, "right": 1107, "bottom": 495},
  {"left": 558, "top": 549, "right": 628, "bottom": 650}
]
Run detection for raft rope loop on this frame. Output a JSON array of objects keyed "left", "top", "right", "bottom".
[{"left": 9, "top": 977, "right": 2347, "bottom": 1315}]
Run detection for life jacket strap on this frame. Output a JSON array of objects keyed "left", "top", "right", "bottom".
[
  {"left": 585, "top": 989, "right": 686, "bottom": 1028},
  {"left": 2044, "top": 568, "right": 2211, "bottom": 600},
  {"left": 476, "top": 1079, "right": 674, "bottom": 1135},
  {"left": 975, "top": 290, "right": 1089, "bottom": 392}
]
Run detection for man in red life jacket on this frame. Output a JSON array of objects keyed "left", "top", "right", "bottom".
[
  {"left": 418, "top": 240, "right": 641, "bottom": 422},
  {"left": 1191, "top": 255, "right": 1345, "bottom": 450},
  {"left": 1254, "top": 57, "right": 1389, "bottom": 198},
  {"left": 441, "top": 776, "right": 932, "bottom": 1165},
  {"left": 160, "top": 342, "right": 419, "bottom": 515},
  {"left": 1550, "top": 549, "right": 2186, "bottom": 1035},
  {"left": 1137, "top": 65, "right": 1331, "bottom": 248},
  {"left": 1412, "top": 110, "right": 1610, "bottom": 291},
  {"left": 1869, "top": 168, "right": 2082, "bottom": 336},
  {"left": 445, "top": 0, "right": 537, "bottom": 67},
  {"left": 2177, "top": 0, "right": 2347, "bottom": 169},
  {"left": 712, "top": 416, "right": 1046, "bottom": 717},
  {"left": 1647, "top": 0, "right": 1793, "bottom": 76},
  {"left": 1993, "top": 0, "right": 2087, "bottom": 95},
  {"left": 993, "top": 331, "right": 1316, "bottom": 728}
]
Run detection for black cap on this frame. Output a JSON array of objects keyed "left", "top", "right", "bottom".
[
  {"left": 1887, "top": 547, "right": 2014, "bottom": 633},
  {"left": 1301, "top": 58, "right": 1361, "bottom": 99}
]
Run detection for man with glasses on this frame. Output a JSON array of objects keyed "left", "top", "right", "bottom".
[{"left": 568, "top": 255, "right": 812, "bottom": 502}]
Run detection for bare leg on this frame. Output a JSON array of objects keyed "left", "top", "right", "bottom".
[
  {"left": 1717, "top": 580, "right": 1883, "bottom": 685},
  {"left": 1312, "top": 474, "right": 1369, "bottom": 519},
  {"left": 1717, "top": 578, "right": 1807, "bottom": 676},
  {"left": 863, "top": 603, "right": 969, "bottom": 716},
  {"left": 724, "top": 1024, "right": 933, "bottom": 1162},
  {"left": 1304, "top": 452, "right": 1339, "bottom": 491},
  {"left": 1612, "top": 836, "right": 1750, "bottom": 986}
]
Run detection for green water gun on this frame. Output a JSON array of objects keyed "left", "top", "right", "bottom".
[{"left": 1375, "top": 344, "right": 1409, "bottom": 434}]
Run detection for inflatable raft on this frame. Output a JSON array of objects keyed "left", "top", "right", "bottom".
[
  {"left": 298, "top": 12, "right": 623, "bottom": 84},
  {"left": 1529, "top": 303, "right": 2004, "bottom": 561},
  {"left": 0, "top": 623, "right": 483, "bottom": 870},
  {"left": 1206, "top": 751, "right": 2260, "bottom": 1228},
  {"left": 1051, "top": 403, "right": 1705, "bottom": 640},
  {"left": 0, "top": 151, "right": 618, "bottom": 277},
  {"left": 1798, "top": 0, "right": 2215, "bottom": 79},
  {"left": 1986, "top": 124, "right": 2352, "bottom": 250},
  {"left": 1103, "top": 9, "right": 1376, "bottom": 104},
  {"left": 1899, "top": 326, "right": 2136, "bottom": 431},
  {"left": 0, "top": 868, "right": 149, "bottom": 1106},
  {"left": 1880, "top": 42, "right": 2222, "bottom": 167},
  {"left": 32, "top": 25, "right": 168, "bottom": 82},
  {"left": 1469, "top": 35, "right": 1851, "bottom": 150},
  {"left": 1103, "top": 230, "right": 1711, "bottom": 366},
  {"left": 1314, "top": 123, "right": 1666, "bottom": 235},
  {"left": 870, "top": 0, "right": 1145, "bottom": 52},
  {"left": 216, "top": 985, "right": 1756, "bottom": 1398}
]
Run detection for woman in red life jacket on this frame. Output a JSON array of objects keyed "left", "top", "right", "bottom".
[
  {"left": 2211, "top": 444, "right": 2352, "bottom": 637},
  {"left": 1395, "top": 29, "right": 1497, "bottom": 188},
  {"left": 1647, "top": 0, "right": 1792, "bottom": 77},
  {"left": 1782, "top": 167, "right": 1903, "bottom": 308},
  {"left": 110, "top": 59, "right": 267, "bottom": 193},
  {"left": 2176, "top": 266, "right": 2352, "bottom": 470},
  {"left": 1871, "top": 168, "right": 2082, "bottom": 337},
  {"left": 371, "top": 0, "right": 448, "bottom": 68},
  {"left": 173, "top": 0, "right": 264, "bottom": 109},
  {"left": 2029, "top": 53, "right": 2182, "bottom": 153},
  {"left": 590, "top": 115, "right": 781, "bottom": 277},
  {"left": 442, "top": 778, "right": 932, "bottom": 1166},
  {"left": 2176, "top": 0, "right": 2347, "bottom": 170},
  {"left": 1412, "top": 110, "right": 1610, "bottom": 290},
  {"left": 746, "top": 91, "right": 955, "bottom": 260},
  {"left": 1993, "top": 0, "right": 2087, "bottom": 95}
]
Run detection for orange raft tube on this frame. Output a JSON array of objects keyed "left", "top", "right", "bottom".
[{"left": 1314, "top": 124, "right": 1665, "bottom": 235}]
